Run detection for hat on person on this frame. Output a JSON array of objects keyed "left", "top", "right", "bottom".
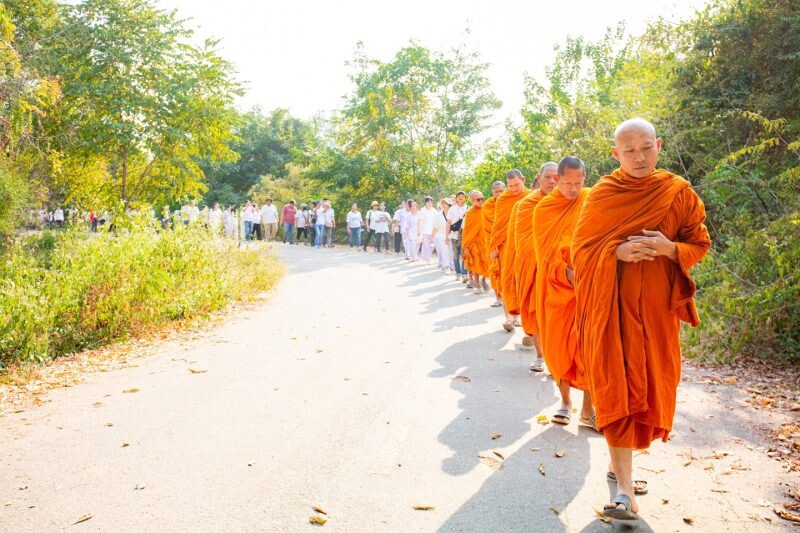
[
  {"left": 443, "top": 197, "right": 455, "bottom": 206},
  {"left": 370, "top": 201, "right": 379, "bottom": 208}
]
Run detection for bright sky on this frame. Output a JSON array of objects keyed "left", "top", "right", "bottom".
[{"left": 158, "top": 0, "right": 706, "bottom": 131}]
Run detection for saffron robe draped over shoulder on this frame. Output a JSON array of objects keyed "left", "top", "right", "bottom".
[
  {"left": 532, "top": 187, "right": 590, "bottom": 388},
  {"left": 489, "top": 188, "right": 528, "bottom": 298},
  {"left": 500, "top": 201, "right": 523, "bottom": 313},
  {"left": 462, "top": 205, "right": 488, "bottom": 277},
  {"left": 571, "top": 169, "right": 711, "bottom": 449},
  {"left": 481, "top": 197, "right": 498, "bottom": 273},
  {"left": 512, "top": 190, "right": 545, "bottom": 335}
]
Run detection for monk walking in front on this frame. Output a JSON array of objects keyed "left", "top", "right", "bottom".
[
  {"left": 572, "top": 119, "right": 711, "bottom": 520},
  {"left": 512, "top": 162, "right": 557, "bottom": 371},
  {"left": 532, "top": 157, "right": 595, "bottom": 429},
  {"left": 490, "top": 170, "right": 528, "bottom": 331},
  {"left": 481, "top": 181, "right": 505, "bottom": 304},
  {"left": 462, "top": 190, "right": 489, "bottom": 293}
]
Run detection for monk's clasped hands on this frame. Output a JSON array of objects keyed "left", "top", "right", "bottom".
[{"left": 616, "top": 229, "right": 677, "bottom": 263}]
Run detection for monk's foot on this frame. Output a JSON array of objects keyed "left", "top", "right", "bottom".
[
  {"left": 606, "top": 472, "right": 649, "bottom": 495},
  {"left": 551, "top": 405, "right": 572, "bottom": 425},
  {"left": 501, "top": 319, "right": 514, "bottom": 332},
  {"left": 603, "top": 491, "right": 638, "bottom": 520},
  {"left": 529, "top": 358, "right": 544, "bottom": 372}
]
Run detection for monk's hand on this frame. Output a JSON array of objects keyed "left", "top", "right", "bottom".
[
  {"left": 566, "top": 267, "right": 575, "bottom": 287},
  {"left": 627, "top": 229, "right": 678, "bottom": 261},
  {"left": 615, "top": 241, "right": 656, "bottom": 262},
  {"left": 490, "top": 249, "right": 499, "bottom": 260}
]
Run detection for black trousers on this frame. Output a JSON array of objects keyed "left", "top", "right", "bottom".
[
  {"left": 297, "top": 227, "right": 307, "bottom": 241},
  {"left": 363, "top": 229, "right": 375, "bottom": 250},
  {"left": 375, "top": 232, "right": 389, "bottom": 251},
  {"left": 251, "top": 223, "right": 263, "bottom": 240},
  {"left": 394, "top": 232, "right": 402, "bottom": 252}
]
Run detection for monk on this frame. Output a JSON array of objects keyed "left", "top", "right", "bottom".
[
  {"left": 571, "top": 119, "right": 711, "bottom": 520},
  {"left": 462, "top": 190, "right": 489, "bottom": 293},
  {"left": 511, "top": 162, "right": 557, "bottom": 372},
  {"left": 481, "top": 181, "right": 505, "bottom": 304},
  {"left": 532, "top": 156, "right": 595, "bottom": 431},
  {"left": 490, "top": 169, "right": 528, "bottom": 331}
]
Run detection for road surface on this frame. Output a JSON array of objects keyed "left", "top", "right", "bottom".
[{"left": 0, "top": 244, "right": 796, "bottom": 532}]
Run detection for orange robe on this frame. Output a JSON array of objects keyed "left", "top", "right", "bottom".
[
  {"left": 532, "top": 187, "right": 590, "bottom": 388},
  {"left": 462, "top": 205, "right": 488, "bottom": 277},
  {"left": 489, "top": 188, "right": 528, "bottom": 299},
  {"left": 481, "top": 196, "right": 498, "bottom": 272},
  {"left": 500, "top": 201, "right": 522, "bottom": 313},
  {"left": 572, "top": 169, "right": 711, "bottom": 449},
  {"left": 512, "top": 190, "right": 545, "bottom": 335}
]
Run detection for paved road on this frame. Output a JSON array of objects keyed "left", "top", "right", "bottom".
[{"left": 0, "top": 245, "right": 796, "bottom": 532}]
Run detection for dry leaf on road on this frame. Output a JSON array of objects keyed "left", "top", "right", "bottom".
[
  {"left": 413, "top": 506, "right": 435, "bottom": 511},
  {"left": 492, "top": 450, "right": 505, "bottom": 460},
  {"left": 538, "top": 463, "right": 546, "bottom": 476},
  {"left": 555, "top": 450, "right": 565, "bottom": 458},
  {"left": 683, "top": 517, "right": 694, "bottom": 525},
  {"left": 536, "top": 414, "right": 549, "bottom": 425},
  {"left": 490, "top": 433, "right": 502, "bottom": 440},
  {"left": 123, "top": 388, "right": 139, "bottom": 394},
  {"left": 188, "top": 368, "right": 207, "bottom": 374},
  {"left": 121, "top": 442, "right": 130, "bottom": 447},
  {"left": 312, "top": 506, "right": 328, "bottom": 515},
  {"left": 309, "top": 515, "right": 327, "bottom": 526},
  {"left": 72, "top": 513, "right": 93, "bottom": 524},
  {"left": 775, "top": 507, "right": 800, "bottom": 524},
  {"left": 593, "top": 508, "right": 612, "bottom": 523},
  {"left": 478, "top": 454, "right": 503, "bottom": 470},
  {"left": 549, "top": 507, "right": 560, "bottom": 515},
  {"left": 453, "top": 375, "right": 471, "bottom": 383}
]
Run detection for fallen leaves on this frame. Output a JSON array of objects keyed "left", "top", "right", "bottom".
[
  {"left": 538, "top": 463, "right": 546, "bottom": 476},
  {"left": 683, "top": 517, "right": 694, "bottom": 525},
  {"left": 549, "top": 506, "right": 560, "bottom": 515},
  {"left": 478, "top": 454, "right": 503, "bottom": 470},
  {"left": 555, "top": 450, "right": 565, "bottom": 458},
  {"left": 490, "top": 433, "right": 502, "bottom": 440},
  {"left": 453, "top": 375, "right": 471, "bottom": 383},
  {"left": 123, "top": 388, "right": 139, "bottom": 394},
  {"left": 774, "top": 507, "right": 800, "bottom": 524},
  {"left": 92, "top": 402, "right": 104, "bottom": 408},
  {"left": 492, "top": 450, "right": 505, "bottom": 460},
  {"left": 413, "top": 505, "right": 435, "bottom": 511},
  {"left": 593, "top": 508, "right": 612, "bottom": 523},
  {"left": 536, "top": 414, "right": 549, "bottom": 425},
  {"left": 72, "top": 513, "right": 93, "bottom": 525},
  {"left": 134, "top": 484, "right": 146, "bottom": 491},
  {"left": 121, "top": 442, "right": 130, "bottom": 448},
  {"left": 312, "top": 506, "right": 328, "bottom": 516},
  {"left": 309, "top": 515, "right": 327, "bottom": 526},
  {"left": 188, "top": 368, "right": 207, "bottom": 374}
]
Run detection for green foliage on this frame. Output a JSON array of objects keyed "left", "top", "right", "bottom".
[
  {"left": 307, "top": 41, "right": 500, "bottom": 209},
  {"left": 201, "top": 107, "right": 315, "bottom": 207},
  {"left": 476, "top": 0, "right": 800, "bottom": 360},
  {"left": 0, "top": 219, "right": 283, "bottom": 365},
  {"left": 0, "top": 160, "right": 28, "bottom": 244}
]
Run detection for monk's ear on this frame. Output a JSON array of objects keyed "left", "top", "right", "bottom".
[
  {"left": 656, "top": 137, "right": 663, "bottom": 152},
  {"left": 611, "top": 146, "right": 621, "bottom": 162}
]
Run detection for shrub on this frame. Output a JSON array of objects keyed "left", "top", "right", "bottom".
[
  {"left": 685, "top": 212, "right": 800, "bottom": 362},
  {"left": 0, "top": 218, "right": 283, "bottom": 366}
]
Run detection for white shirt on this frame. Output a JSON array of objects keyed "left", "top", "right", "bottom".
[
  {"left": 346, "top": 211, "right": 363, "bottom": 228},
  {"left": 447, "top": 204, "right": 467, "bottom": 239},
  {"left": 374, "top": 211, "right": 390, "bottom": 233},
  {"left": 243, "top": 206, "right": 255, "bottom": 223},
  {"left": 53, "top": 209, "right": 64, "bottom": 222},
  {"left": 296, "top": 209, "right": 308, "bottom": 228},
  {"left": 392, "top": 208, "right": 405, "bottom": 233},
  {"left": 365, "top": 208, "right": 380, "bottom": 230},
  {"left": 315, "top": 207, "right": 328, "bottom": 226},
  {"left": 260, "top": 204, "right": 278, "bottom": 224},
  {"left": 419, "top": 206, "right": 438, "bottom": 234},
  {"left": 187, "top": 206, "right": 200, "bottom": 223},
  {"left": 208, "top": 208, "right": 222, "bottom": 228},
  {"left": 432, "top": 209, "right": 448, "bottom": 238}
]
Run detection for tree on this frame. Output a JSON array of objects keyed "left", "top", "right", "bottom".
[{"left": 46, "top": 0, "right": 241, "bottom": 207}]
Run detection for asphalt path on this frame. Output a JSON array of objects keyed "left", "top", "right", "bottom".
[{"left": 0, "top": 244, "right": 796, "bottom": 532}]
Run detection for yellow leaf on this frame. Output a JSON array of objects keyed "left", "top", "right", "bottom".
[
  {"left": 123, "top": 388, "right": 139, "bottom": 394},
  {"left": 309, "top": 515, "right": 327, "bottom": 525},
  {"left": 593, "top": 508, "right": 612, "bottom": 523},
  {"left": 536, "top": 414, "right": 549, "bottom": 425},
  {"left": 188, "top": 368, "right": 207, "bottom": 374},
  {"left": 72, "top": 513, "right": 93, "bottom": 525},
  {"left": 413, "top": 505, "right": 435, "bottom": 511}
]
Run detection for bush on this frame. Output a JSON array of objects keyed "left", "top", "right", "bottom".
[
  {"left": 685, "top": 212, "right": 800, "bottom": 362},
  {"left": 0, "top": 218, "right": 283, "bottom": 366}
]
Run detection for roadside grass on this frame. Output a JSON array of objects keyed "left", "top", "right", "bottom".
[{"left": 0, "top": 218, "right": 283, "bottom": 373}]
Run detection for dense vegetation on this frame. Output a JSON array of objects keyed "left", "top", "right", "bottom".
[{"left": 1, "top": 0, "right": 797, "bottom": 362}]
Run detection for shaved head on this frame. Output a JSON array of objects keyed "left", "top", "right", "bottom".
[
  {"left": 492, "top": 180, "right": 505, "bottom": 188},
  {"left": 614, "top": 118, "right": 657, "bottom": 143},
  {"left": 491, "top": 180, "right": 505, "bottom": 198},
  {"left": 612, "top": 118, "right": 662, "bottom": 178}
]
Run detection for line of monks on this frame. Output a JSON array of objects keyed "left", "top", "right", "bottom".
[{"left": 460, "top": 118, "right": 712, "bottom": 520}]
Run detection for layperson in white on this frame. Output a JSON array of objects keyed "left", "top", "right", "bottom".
[{"left": 418, "top": 197, "right": 438, "bottom": 262}]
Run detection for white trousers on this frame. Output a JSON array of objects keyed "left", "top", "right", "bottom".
[
  {"left": 406, "top": 236, "right": 419, "bottom": 260},
  {"left": 434, "top": 236, "right": 449, "bottom": 267},
  {"left": 421, "top": 234, "right": 433, "bottom": 261}
]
